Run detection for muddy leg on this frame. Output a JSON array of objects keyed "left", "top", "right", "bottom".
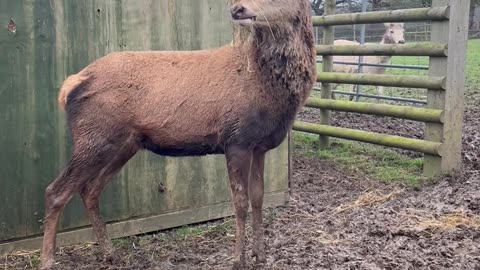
[
  {"left": 79, "top": 146, "right": 137, "bottom": 258},
  {"left": 40, "top": 155, "right": 101, "bottom": 270},
  {"left": 79, "top": 184, "right": 110, "bottom": 258},
  {"left": 80, "top": 185, "right": 112, "bottom": 255},
  {"left": 225, "top": 145, "right": 252, "bottom": 269},
  {"left": 249, "top": 151, "right": 266, "bottom": 264}
]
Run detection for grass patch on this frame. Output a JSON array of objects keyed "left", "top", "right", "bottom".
[
  {"left": 174, "top": 225, "right": 212, "bottom": 239},
  {"left": 293, "top": 132, "right": 426, "bottom": 186},
  {"left": 112, "top": 237, "right": 135, "bottom": 248},
  {"left": 465, "top": 39, "right": 480, "bottom": 91},
  {"left": 163, "top": 219, "right": 234, "bottom": 241}
]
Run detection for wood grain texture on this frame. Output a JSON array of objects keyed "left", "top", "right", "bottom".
[
  {"left": 316, "top": 43, "right": 448, "bottom": 57},
  {"left": 317, "top": 72, "right": 446, "bottom": 90},
  {"left": 319, "top": 0, "right": 336, "bottom": 148},
  {"left": 0, "top": 192, "right": 289, "bottom": 254},
  {"left": 294, "top": 121, "right": 442, "bottom": 156},
  {"left": 312, "top": 6, "right": 450, "bottom": 26},
  {"left": 304, "top": 98, "right": 444, "bottom": 123},
  {"left": 424, "top": 0, "right": 470, "bottom": 176}
]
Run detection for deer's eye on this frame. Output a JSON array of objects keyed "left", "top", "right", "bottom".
[{"left": 390, "top": 31, "right": 394, "bottom": 34}]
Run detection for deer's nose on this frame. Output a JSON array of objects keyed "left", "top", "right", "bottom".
[
  {"left": 399, "top": 40, "right": 406, "bottom": 44},
  {"left": 231, "top": 4, "right": 246, "bottom": 19}
]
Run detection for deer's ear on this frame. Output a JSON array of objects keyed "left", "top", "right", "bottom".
[{"left": 384, "top": 22, "right": 392, "bottom": 28}]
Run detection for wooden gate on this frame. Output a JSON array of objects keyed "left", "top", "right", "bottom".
[{"left": 294, "top": 0, "right": 470, "bottom": 177}]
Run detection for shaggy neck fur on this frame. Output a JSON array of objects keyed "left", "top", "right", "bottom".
[
  {"left": 252, "top": 27, "right": 315, "bottom": 99},
  {"left": 233, "top": 7, "right": 316, "bottom": 108}
]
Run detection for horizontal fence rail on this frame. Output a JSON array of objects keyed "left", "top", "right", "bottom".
[
  {"left": 293, "top": 121, "right": 442, "bottom": 156},
  {"left": 313, "top": 6, "right": 450, "bottom": 26},
  {"left": 316, "top": 43, "right": 448, "bottom": 57},
  {"left": 317, "top": 72, "right": 446, "bottom": 89},
  {"left": 324, "top": 89, "right": 427, "bottom": 104},
  {"left": 316, "top": 60, "right": 429, "bottom": 70},
  {"left": 304, "top": 98, "right": 443, "bottom": 123}
]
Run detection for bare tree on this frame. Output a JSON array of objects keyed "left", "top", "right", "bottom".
[
  {"left": 310, "top": 0, "right": 356, "bottom": 15},
  {"left": 311, "top": 0, "right": 323, "bottom": 15}
]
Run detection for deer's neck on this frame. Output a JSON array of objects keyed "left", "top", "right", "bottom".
[
  {"left": 250, "top": 25, "right": 316, "bottom": 105},
  {"left": 378, "top": 36, "right": 394, "bottom": 63},
  {"left": 381, "top": 32, "right": 397, "bottom": 45}
]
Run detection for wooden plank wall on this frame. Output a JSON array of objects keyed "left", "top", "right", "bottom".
[{"left": 0, "top": 0, "right": 289, "bottom": 249}]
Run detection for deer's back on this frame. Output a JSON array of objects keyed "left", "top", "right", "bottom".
[{"left": 65, "top": 46, "right": 291, "bottom": 155}]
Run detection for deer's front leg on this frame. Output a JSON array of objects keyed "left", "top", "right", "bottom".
[
  {"left": 225, "top": 145, "right": 252, "bottom": 269},
  {"left": 249, "top": 151, "right": 266, "bottom": 263}
]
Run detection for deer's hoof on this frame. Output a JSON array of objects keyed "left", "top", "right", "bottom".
[
  {"left": 232, "top": 259, "right": 246, "bottom": 270},
  {"left": 103, "top": 249, "right": 119, "bottom": 264},
  {"left": 39, "top": 259, "right": 55, "bottom": 270},
  {"left": 253, "top": 251, "right": 266, "bottom": 264}
]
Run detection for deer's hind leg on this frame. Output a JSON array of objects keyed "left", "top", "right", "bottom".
[
  {"left": 40, "top": 130, "right": 138, "bottom": 270},
  {"left": 40, "top": 150, "right": 109, "bottom": 269},
  {"left": 79, "top": 137, "right": 138, "bottom": 258}
]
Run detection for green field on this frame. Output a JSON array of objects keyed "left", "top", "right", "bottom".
[
  {"left": 389, "top": 39, "right": 480, "bottom": 101},
  {"left": 317, "top": 39, "right": 480, "bottom": 103}
]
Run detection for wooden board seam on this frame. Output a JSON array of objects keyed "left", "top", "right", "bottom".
[{"left": 0, "top": 191, "right": 289, "bottom": 254}]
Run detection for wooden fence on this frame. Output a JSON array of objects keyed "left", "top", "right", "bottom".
[
  {"left": 0, "top": 0, "right": 289, "bottom": 253},
  {"left": 294, "top": 0, "right": 471, "bottom": 176}
]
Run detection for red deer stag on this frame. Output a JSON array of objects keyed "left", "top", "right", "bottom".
[{"left": 40, "top": 0, "right": 316, "bottom": 269}]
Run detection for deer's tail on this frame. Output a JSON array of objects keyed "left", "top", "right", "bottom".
[{"left": 58, "top": 74, "right": 87, "bottom": 110}]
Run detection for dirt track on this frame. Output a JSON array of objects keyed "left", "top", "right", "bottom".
[
  {"left": 2, "top": 102, "right": 478, "bottom": 269},
  {"left": 3, "top": 100, "right": 480, "bottom": 269}
]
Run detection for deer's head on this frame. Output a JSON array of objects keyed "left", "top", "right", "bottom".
[
  {"left": 229, "top": 0, "right": 309, "bottom": 28},
  {"left": 383, "top": 23, "right": 405, "bottom": 44}
]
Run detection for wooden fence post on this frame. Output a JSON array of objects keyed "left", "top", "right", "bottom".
[
  {"left": 319, "top": 0, "right": 335, "bottom": 148},
  {"left": 424, "top": 0, "right": 471, "bottom": 176}
]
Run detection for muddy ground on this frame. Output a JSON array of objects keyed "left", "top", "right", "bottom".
[{"left": 3, "top": 97, "right": 480, "bottom": 269}]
